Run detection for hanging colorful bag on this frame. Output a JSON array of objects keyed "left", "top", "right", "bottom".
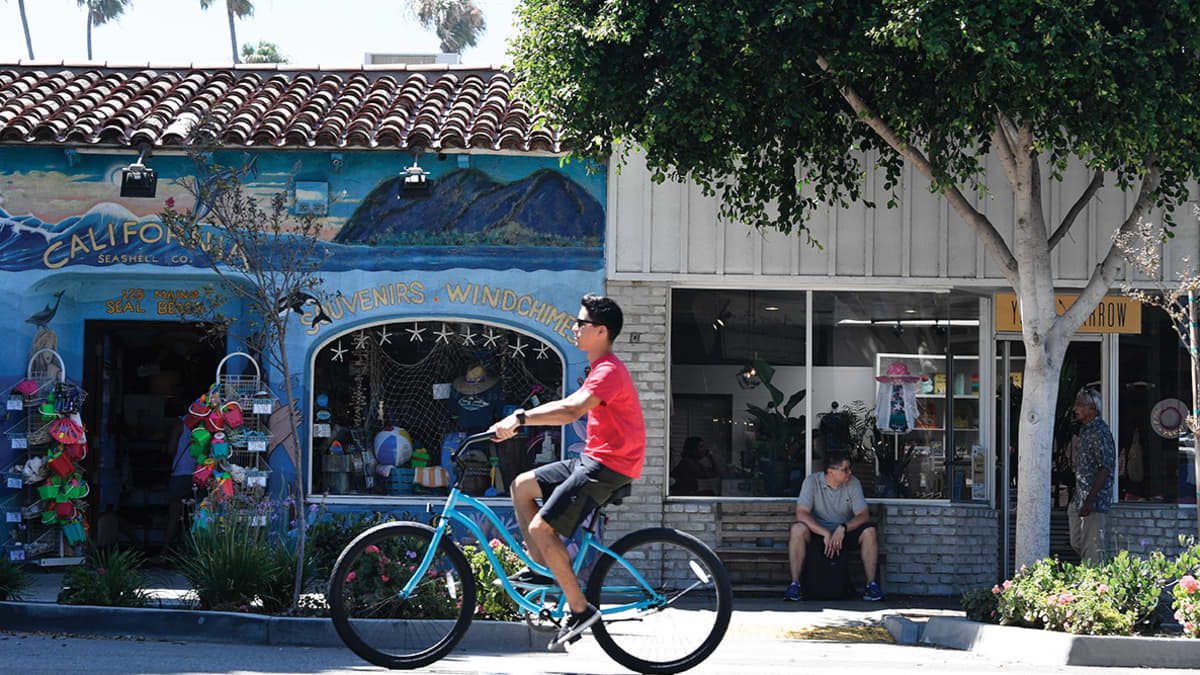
[
  {"left": 205, "top": 409, "right": 226, "bottom": 434},
  {"left": 64, "top": 474, "right": 89, "bottom": 500},
  {"left": 46, "top": 447, "right": 74, "bottom": 479},
  {"left": 211, "top": 432, "right": 230, "bottom": 460},
  {"left": 221, "top": 401, "right": 244, "bottom": 429},
  {"left": 62, "top": 518, "right": 86, "bottom": 545},
  {"left": 214, "top": 472, "right": 234, "bottom": 499},
  {"left": 184, "top": 399, "right": 210, "bottom": 429},
  {"left": 37, "top": 481, "right": 59, "bottom": 500},
  {"left": 193, "top": 458, "right": 215, "bottom": 487}
]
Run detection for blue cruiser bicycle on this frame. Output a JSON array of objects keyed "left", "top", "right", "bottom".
[{"left": 329, "top": 431, "right": 732, "bottom": 673}]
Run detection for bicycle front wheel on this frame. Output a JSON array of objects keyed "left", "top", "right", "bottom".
[
  {"left": 586, "top": 528, "right": 732, "bottom": 674},
  {"left": 328, "top": 522, "right": 477, "bottom": 669}
]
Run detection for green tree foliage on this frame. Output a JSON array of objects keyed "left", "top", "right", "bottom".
[
  {"left": 510, "top": 0, "right": 1200, "bottom": 567},
  {"left": 201, "top": 0, "right": 254, "bottom": 64},
  {"left": 408, "top": 0, "right": 487, "bottom": 55},
  {"left": 77, "top": 0, "right": 131, "bottom": 60},
  {"left": 241, "top": 40, "right": 288, "bottom": 64}
]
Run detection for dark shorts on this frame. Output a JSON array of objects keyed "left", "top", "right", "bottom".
[
  {"left": 168, "top": 474, "right": 194, "bottom": 502},
  {"left": 534, "top": 456, "right": 632, "bottom": 537},
  {"left": 817, "top": 521, "right": 876, "bottom": 551}
]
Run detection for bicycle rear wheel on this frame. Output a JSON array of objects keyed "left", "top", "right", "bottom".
[
  {"left": 586, "top": 528, "right": 732, "bottom": 674},
  {"left": 329, "top": 522, "right": 476, "bottom": 669}
]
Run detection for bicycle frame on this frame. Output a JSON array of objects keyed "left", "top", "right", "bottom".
[{"left": 399, "top": 485, "right": 666, "bottom": 619}]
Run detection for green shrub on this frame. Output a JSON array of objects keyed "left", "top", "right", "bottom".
[
  {"left": 171, "top": 498, "right": 317, "bottom": 613},
  {"left": 306, "top": 511, "right": 395, "bottom": 582},
  {"left": 0, "top": 555, "right": 32, "bottom": 601},
  {"left": 961, "top": 587, "right": 999, "bottom": 623},
  {"left": 1172, "top": 574, "right": 1200, "bottom": 637},
  {"left": 58, "top": 547, "right": 151, "bottom": 607},
  {"left": 464, "top": 538, "right": 525, "bottom": 621}
]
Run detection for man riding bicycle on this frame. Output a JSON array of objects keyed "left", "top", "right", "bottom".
[{"left": 489, "top": 293, "right": 645, "bottom": 650}]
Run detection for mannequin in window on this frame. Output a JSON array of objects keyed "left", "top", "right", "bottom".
[
  {"left": 450, "top": 364, "right": 502, "bottom": 431},
  {"left": 874, "top": 362, "right": 920, "bottom": 434}
]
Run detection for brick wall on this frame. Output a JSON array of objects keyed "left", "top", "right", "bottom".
[
  {"left": 600, "top": 280, "right": 670, "bottom": 543},
  {"left": 1106, "top": 505, "right": 1199, "bottom": 558},
  {"left": 882, "top": 504, "right": 999, "bottom": 596}
]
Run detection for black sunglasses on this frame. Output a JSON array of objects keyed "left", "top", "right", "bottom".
[{"left": 574, "top": 318, "right": 602, "bottom": 327}]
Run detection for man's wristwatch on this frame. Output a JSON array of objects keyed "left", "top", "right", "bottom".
[{"left": 514, "top": 409, "right": 527, "bottom": 425}]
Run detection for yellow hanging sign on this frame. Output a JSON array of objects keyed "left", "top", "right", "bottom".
[{"left": 994, "top": 293, "right": 1141, "bottom": 334}]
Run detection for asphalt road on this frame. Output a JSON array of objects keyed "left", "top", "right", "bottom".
[{"left": 3, "top": 631, "right": 1200, "bottom": 675}]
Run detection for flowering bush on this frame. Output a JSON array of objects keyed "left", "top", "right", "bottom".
[
  {"left": 1172, "top": 575, "right": 1200, "bottom": 637},
  {"left": 464, "top": 538, "right": 526, "bottom": 621}
]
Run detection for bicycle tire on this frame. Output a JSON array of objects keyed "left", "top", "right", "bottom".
[
  {"left": 585, "top": 527, "right": 732, "bottom": 674},
  {"left": 328, "top": 522, "right": 477, "bottom": 669}
]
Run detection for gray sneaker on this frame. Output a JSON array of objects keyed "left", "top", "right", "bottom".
[{"left": 549, "top": 604, "right": 600, "bottom": 649}]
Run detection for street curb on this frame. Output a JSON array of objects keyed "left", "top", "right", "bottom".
[
  {"left": 0, "top": 601, "right": 551, "bottom": 651},
  {"left": 920, "top": 616, "right": 1200, "bottom": 669},
  {"left": 881, "top": 614, "right": 923, "bottom": 644}
]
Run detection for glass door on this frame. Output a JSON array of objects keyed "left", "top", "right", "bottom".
[{"left": 996, "top": 338, "right": 1102, "bottom": 578}]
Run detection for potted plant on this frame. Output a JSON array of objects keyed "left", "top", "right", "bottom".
[{"left": 744, "top": 359, "right": 806, "bottom": 495}]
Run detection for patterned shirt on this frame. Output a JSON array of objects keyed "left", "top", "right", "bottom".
[{"left": 1073, "top": 417, "right": 1116, "bottom": 512}]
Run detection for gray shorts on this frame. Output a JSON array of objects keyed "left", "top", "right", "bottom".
[{"left": 534, "top": 456, "right": 632, "bottom": 537}]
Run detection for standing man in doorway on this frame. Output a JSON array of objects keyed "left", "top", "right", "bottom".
[
  {"left": 490, "top": 293, "right": 645, "bottom": 650},
  {"left": 1070, "top": 387, "right": 1116, "bottom": 563}
]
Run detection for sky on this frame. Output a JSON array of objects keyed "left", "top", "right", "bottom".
[{"left": 0, "top": 0, "right": 520, "bottom": 67}]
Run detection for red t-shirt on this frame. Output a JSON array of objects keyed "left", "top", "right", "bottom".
[{"left": 579, "top": 353, "right": 645, "bottom": 479}]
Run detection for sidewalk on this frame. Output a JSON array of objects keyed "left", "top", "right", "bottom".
[{"left": 10, "top": 567, "right": 960, "bottom": 646}]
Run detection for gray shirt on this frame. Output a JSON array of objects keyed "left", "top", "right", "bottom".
[{"left": 796, "top": 471, "right": 868, "bottom": 532}]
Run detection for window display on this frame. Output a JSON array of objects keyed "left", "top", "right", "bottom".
[
  {"left": 311, "top": 320, "right": 564, "bottom": 498},
  {"left": 1117, "top": 307, "right": 1192, "bottom": 504}
]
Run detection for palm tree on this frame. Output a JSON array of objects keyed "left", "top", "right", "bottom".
[
  {"left": 200, "top": 0, "right": 254, "bottom": 64},
  {"left": 408, "top": 0, "right": 486, "bottom": 55},
  {"left": 6, "top": 0, "right": 34, "bottom": 59},
  {"left": 77, "top": 0, "right": 131, "bottom": 61}
]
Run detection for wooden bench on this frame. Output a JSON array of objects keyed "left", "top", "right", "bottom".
[{"left": 715, "top": 501, "right": 886, "bottom": 594}]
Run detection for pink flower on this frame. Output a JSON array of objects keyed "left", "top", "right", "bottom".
[
  {"left": 381, "top": 575, "right": 389, "bottom": 582},
  {"left": 165, "top": 197, "right": 175, "bottom": 209},
  {"left": 1181, "top": 575, "right": 1200, "bottom": 594},
  {"left": 1063, "top": 622, "right": 1071, "bottom": 631},
  {"left": 97, "top": 568, "right": 105, "bottom": 576},
  {"left": 992, "top": 585, "right": 1001, "bottom": 594},
  {"left": 1002, "top": 580, "right": 1013, "bottom": 590},
  {"left": 345, "top": 571, "right": 356, "bottom": 583},
  {"left": 365, "top": 545, "right": 380, "bottom": 554},
  {"left": 1186, "top": 622, "right": 1195, "bottom": 633},
  {"left": 489, "top": 538, "right": 503, "bottom": 549},
  {"left": 1056, "top": 592, "right": 1073, "bottom": 605},
  {"left": 1096, "top": 583, "right": 1108, "bottom": 594},
  {"left": 1176, "top": 610, "right": 1184, "bottom": 622}
]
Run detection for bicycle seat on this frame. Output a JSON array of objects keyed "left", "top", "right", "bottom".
[{"left": 603, "top": 483, "right": 632, "bottom": 507}]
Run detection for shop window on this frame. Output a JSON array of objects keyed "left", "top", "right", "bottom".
[
  {"left": 811, "top": 292, "right": 979, "bottom": 500},
  {"left": 670, "top": 290, "right": 807, "bottom": 497},
  {"left": 1117, "top": 307, "right": 1192, "bottom": 504},
  {"left": 311, "top": 320, "right": 564, "bottom": 498}
]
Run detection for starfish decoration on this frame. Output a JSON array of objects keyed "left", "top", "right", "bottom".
[
  {"left": 482, "top": 328, "right": 501, "bottom": 348},
  {"left": 377, "top": 326, "right": 393, "bottom": 345},
  {"left": 534, "top": 343, "right": 551, "bottom": 360},
  {"left": 329, "top": 341, "right": 348, "bottom": 362},
  {"left": 352, "top": 331, "right": 371, "bottom": 350},
  {"left": 508, "top": 336, "right": 528, "bottom": 359},
  {"left": 405, "top": 324, "right": 426, "bottom": 342},
  {"left": 459, "top": 327, "right": 477, "bottom": 346},
  {"left": 434, "top": 324, "right": 455, "bottom": 345}
]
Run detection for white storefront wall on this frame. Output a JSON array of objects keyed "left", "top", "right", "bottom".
[{"left": 603, "top": 149, "right": 1200, "bottom": 594}]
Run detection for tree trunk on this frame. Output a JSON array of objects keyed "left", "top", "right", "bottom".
[
  {"left": 1190, "top": 291, "right": 1200, "bottom": 542},
  {"left": 18, "top": 0, "right": 33, "bottom": 59},
  {"left": 278, "top": 337, "right": 307, "bottom": 612},
  {"left": 86, "top": 9, "right": 93, "bottom": 61},
  {"left": 1014, "top": 339, "right": 1067, "bottom": 568},
  {"left": 227, "top": 3, "right": 240, "bottom": 64}
]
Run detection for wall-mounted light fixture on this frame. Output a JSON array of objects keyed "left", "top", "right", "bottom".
[
  {"left": 119, "top": 144, "right": 157, "bottom": 198},
  {"left": 711, "top": 301, "right": 733, "bottom": 331},
  {"left": 400, "top": 151, "right": 431, "bottom": 199},
  {"left": 736, "top": 363, "right": 761, "bottom": 390}
]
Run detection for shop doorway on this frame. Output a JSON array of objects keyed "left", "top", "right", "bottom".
[
  {"left": 996, "top": 337, "right": 1103, "bottom": 578},
  {"left": 81, "top": 321, "right": 225, "bottom": 555}
]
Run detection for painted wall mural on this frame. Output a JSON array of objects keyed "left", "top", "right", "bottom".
[{"left": 0, "top": 149, "right": 605, "bottom": 272}]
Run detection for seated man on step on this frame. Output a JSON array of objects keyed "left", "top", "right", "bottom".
[{"left": 784, "top": 450, "right": 884, "bottom": 601}]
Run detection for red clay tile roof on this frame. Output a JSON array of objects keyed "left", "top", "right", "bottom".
[{"left": 0, "top": 63, "right": 560, "bottom": 153}]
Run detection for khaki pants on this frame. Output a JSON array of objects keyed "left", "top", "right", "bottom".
[{"left": 1067, "top": 502, "right": 1108, "bottom": 564}]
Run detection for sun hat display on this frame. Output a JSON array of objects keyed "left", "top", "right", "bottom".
[
  {"left": 1150, "top": 398, "right": 1188, "bottom": 439},
  {"left": 452, "top": 364, "right": 498, "bottom": 394},
  {"left": 876, "top": 361, "right": 922, "bottom": 383}
]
